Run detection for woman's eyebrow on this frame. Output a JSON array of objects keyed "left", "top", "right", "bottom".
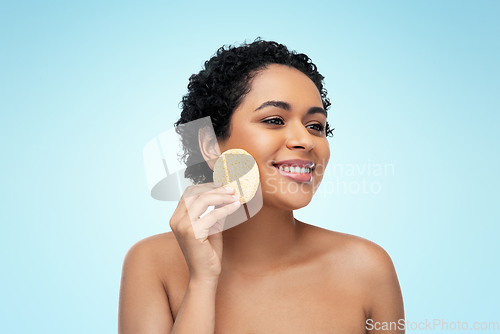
[
  {"left": 254, "top": 100, "right": 290, "bottom": 111},
  {"left": 254, "top": 100, "right": 326, "bottom": 117}
]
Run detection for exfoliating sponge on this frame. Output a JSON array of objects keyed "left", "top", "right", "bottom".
[{"left": 213, "top": 149, "right": 260, "bottom": 204}]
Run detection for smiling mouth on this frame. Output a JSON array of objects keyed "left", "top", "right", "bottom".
[
  {"left": 272, "top": 164, "right": 313, "bottom": 174},
  {"left": 271, "top": 164, "right": 314, "bottom": 183}
]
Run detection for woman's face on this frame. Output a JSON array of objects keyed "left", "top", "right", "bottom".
[{"left": 219, "top": 64, "right": 330, "bottom": 210}]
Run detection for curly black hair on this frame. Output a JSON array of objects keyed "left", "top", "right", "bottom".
[{"left": 174, "top": 38, "right": 333, "bottom": 185}]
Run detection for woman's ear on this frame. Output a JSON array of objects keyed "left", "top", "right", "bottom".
[{"left": 198, "top": 126, "right": 221, "bottom": 170}]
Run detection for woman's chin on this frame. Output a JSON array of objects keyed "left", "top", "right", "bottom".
[{"left": 262, "top": 190, "right": 314, "bottom": 210}]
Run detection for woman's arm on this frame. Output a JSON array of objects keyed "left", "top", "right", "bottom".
[
  {"left": 171, "top": 279, "right": 218, "bottom": 334},
  {"left": 118, "top": 240, "right": 173, "bottom": 333},
  {"left": 119, "top": 183, "right": 240, "bottom": 333},
  {"left": 118, "top": 238, "right": 223, "bottom": 334},
  {"left": 118, "top": 239, "right": 220, "bottom": 334},
  {"left": 364, "top": 244, "right": 405, "bottom": 333}
]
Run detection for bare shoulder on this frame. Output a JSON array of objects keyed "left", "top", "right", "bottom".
[
  {"left": 125, "top": 231, "right": 179, "bottom": 256},
  {"left": 298, "top": 221, "right": 398, "bottom": 282},
  {"left": 122, "top": 232, "right": 185, "bottom": 282},
  {"left": 298, "top": 221, "right": 403, "bottom": 319}
]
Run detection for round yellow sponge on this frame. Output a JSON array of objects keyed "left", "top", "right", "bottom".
[{"left": 213, "top": 149, "right": 260, "bottom": 204}]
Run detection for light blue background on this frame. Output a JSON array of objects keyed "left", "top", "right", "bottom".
[{"left": 1, "top": 1, "right": 498, "bottom": 333}]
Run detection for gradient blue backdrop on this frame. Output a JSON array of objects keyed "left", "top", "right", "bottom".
[{"left": 1, "top": 1, "right": 498, "bottom": 333}]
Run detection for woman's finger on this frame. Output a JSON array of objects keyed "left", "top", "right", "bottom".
[
  {"left": 170, "top": 183, "right": 233, "bottom": 230},
  {"left": 193, "top": 201, "right": 241, "bottom": 239},
  {"left": 186, "top": 193, "right": 240, "bottom": 223},
  {"left": 182, "top": 185, "right": 235, "bottom": 212}
]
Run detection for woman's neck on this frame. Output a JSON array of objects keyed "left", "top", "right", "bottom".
[{"left": 221, "top": 205, "right": 302, "bottom": 275}]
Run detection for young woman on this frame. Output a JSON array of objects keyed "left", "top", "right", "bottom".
[{"left": 118, "top": 39, "right": 405, "bottom": 333}]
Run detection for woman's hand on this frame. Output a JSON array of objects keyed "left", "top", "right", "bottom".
[{"left": 169, "top": 182, "right": 241, "bottom": 283}]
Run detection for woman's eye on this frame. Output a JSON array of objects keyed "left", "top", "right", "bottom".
[
  {"left": 263, "top": 117, "right": 284, "bottom": 125},
  {"left": 307, "top": 123, "right": 325, "bottom": 132},
  {"left": 263, "top": 118, "right": 325, "bottom": 133}
]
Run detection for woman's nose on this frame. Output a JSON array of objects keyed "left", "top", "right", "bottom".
[{"left": 285, "top": 121, "right": 315, "bottom": 151}]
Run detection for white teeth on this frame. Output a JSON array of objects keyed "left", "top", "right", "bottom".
[{"left": 276, "top": 165, "right": 312, "bottom": 174}]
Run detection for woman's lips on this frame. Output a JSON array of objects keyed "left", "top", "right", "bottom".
[{"left": 273, "top": 165, "right": 312, "bottom": 183}]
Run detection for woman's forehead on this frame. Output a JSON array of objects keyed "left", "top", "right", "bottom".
[{"left": 244, "top": 64, "right": 323, "bottom": 108}]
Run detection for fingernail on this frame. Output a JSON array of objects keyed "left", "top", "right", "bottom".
[
  {"left": 232, "top": 195, "right": 239, "bottom": 200},
  {"left": 225, "top": 186, "right": 234, "bottom": 192},
  {"left": 214, "top": 182, "right": 223, "bottom": 186},
  {"left": 233, "top": 200, "right": 241, "bottom": 206}
]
